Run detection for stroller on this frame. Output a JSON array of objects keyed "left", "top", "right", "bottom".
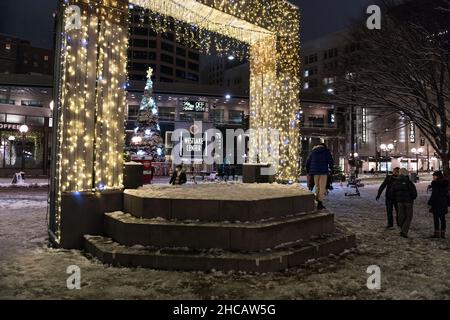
[{"left": 345, "top": 169, "right": 364, "bottom": 197}]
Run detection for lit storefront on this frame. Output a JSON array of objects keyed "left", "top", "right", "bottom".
[
  {"left": 0, "top": 75, "right": 53, "bottom": 177},
  {"left": 126, "top": 82, "right": 249, "bottom": 174}
]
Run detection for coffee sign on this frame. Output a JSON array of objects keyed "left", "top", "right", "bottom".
[
  {"left": 0, "top": 123, "right": 21, "bottom": 130},
  {"left": 182, "top": 101, "right": 207, "bottom": 112}
]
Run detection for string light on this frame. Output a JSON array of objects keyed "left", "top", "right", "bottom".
[{"left": 53, "top": 0, "right": 300, "bottom": 241}]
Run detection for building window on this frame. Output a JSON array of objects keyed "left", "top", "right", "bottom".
[
  {"left": 186, "top": 72, "right": 199, "bottom": 82},
  {"left": 5, "top": 44, "right": 11, "bottom": 50},
  {"left": 160, "top": 65, "right": 173, "bottom": 76},
  {"left": 133, "top": 27, "right": 148, "bottom": 36},
  {"left": 304, "top": 82, "right": 309, "bottom": 89},
  {"left": 132, "top": 62, "right": 149, "bottom": 71},
  {"left": 176, "top": 69, "right": 186, "bottom": 79},
  {"left": 148, "top": 40, "right": 157, "bottom": 48},
  {"left": 304, "top": 70, "right": 309, "bottom": 77},
  {"left": 188, "top": 62, "right": 199, "bottom": 72},
  {"left": 176, "top": 58, "right": 185, "bottom": 68},
  {"left": 21, "top": 100, "right": 43, "bottom": 107},
  {"left": 132, "top": 51, "right": 148, "bottom": 60},
  {"left": 188, "top": 51, "right": 199, "bottom": 61},
  {"left": 162, "top": 33, "right": 175, "bottom": 41},
  {"left": 229, "top": 110, "right": 244, "bottom": 124},
  {"left": 132, "top": 39, "right": 148, "bottom": 48},
  {"left": 26, "top": 116, "right": 45, "bottom": 126},
  {"left": 44, "top": 55, "right": 49, "bottom": 61},
  {"left": 128, "top": 105, "right": 139, "bottom": 119},
  {"left": 214, "top": 109, "right": 225, "bottom": 123},
  {"left": 159, "top": 107, "right": 175, "bottom": 121},
  {"left": 160, "top": 53, "right": 173, "bottom": 64},
  {"left": 161, "top": 42, "right": 174, "bottom": 53},
  {"left": 176, "top": 47, "right": 186, "bottom": 57},
  {"left": 6, "top": 114, "right": 25, "bottom": 124}
]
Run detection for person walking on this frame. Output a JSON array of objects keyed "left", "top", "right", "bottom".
[
  {"left": 305, "top": 143, "right": 334, "bottom": 210},
  {"left": 376, "top": 167, "right": 400, "bottom": 229},
  {"left": 390, "top": 168, "right": 418, "bottom": 238},
  {"left": 170, "top": 165, "right": 187, "bottom": 185},
  {"left": 428, "top": 171, "right": 449, "bottom": 239}
]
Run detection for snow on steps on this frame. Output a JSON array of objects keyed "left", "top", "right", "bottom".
[
  {"left": 104, "top": 210, "right": 336, "bottom": 252},
  {"left": 84, "top": 229, "right": 356, "bottom": 273}
]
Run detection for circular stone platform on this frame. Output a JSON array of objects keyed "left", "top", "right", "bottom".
[
  {"left": 84, "top": 183, "right": 356, "bottom": 272},
  {"left": 125, "top": 183, "right": 310, "bottom": 200}
]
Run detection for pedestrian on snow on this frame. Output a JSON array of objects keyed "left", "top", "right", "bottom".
[
  {"left": 428, "top": 171, "right": 449, "bottom": 239},
  {"left": 170, "top": 165, "right": 187, "bottom": 185},
  {"left": 376, "top": 167, "right": 400, "bottom": 229},
  {"left": 305, "top": 143, "right": 334, "bottom": 210},
  {"left": 390, "top": 168, "right": 418, "bottom": 238}
]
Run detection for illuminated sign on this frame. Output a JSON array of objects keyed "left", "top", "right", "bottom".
[
  {"left": 182, "top": 101, "right": 207, "bottom": 112},
  {"left": 0, "top": 123, "right": 21, "bottom": 130},
  {"left": 409, "top": 122, "right": 415, "bottom": 143}
]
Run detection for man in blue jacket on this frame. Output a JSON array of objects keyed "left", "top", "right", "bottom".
[{"left": 306, "top": 143, "right": 334, "bottom": 210}]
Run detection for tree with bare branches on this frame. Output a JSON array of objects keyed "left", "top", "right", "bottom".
[{"left": 335, "top": 0, "right": 450, "bottom": 176}]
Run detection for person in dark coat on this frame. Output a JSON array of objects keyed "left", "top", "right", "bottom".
[
  {"left": 390, "top": 168, "right": 418, "bottom": 238},
  {"left": 428, "top": 171, "right": 449, "bottom": 239},
  {"left": 376, "top": 167, "right": 400, "bottom": 229},
  {"left": 169, "top": 165, "right": 187, "bottom": 185},
  {"left": 305, "top": 143, "right": 334, "bottom": 210}
]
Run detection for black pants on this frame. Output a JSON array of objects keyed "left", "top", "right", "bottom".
[
  {"left": 386, "top": 199, "right": 398, "bottom": 227},
  {"left": 433, "top": 213, "right": 447, "bottom": 231}
]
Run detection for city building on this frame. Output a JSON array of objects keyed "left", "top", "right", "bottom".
[
  {"left": 300, "top": 29, "right": 441, "bottom": 174},
  {"left": 128, "top": 7, "right": 200, "bottom": 83},
  {"left": 0, "top": 33, "right": 54, "bottom": 75},
  {"left": 0, "top": 74, "right": 53, "bottom": 177}
]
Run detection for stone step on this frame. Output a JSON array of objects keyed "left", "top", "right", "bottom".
[
  {"left": 84, "top": 230, "right": 356, "bottom": 273},
  {"left": 123, "top": 192, "right": 316, "bottom": 222},
  {"left": 104, "top": 211, "right": 335, "bottom": 252}
]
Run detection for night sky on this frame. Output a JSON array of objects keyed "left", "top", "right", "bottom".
[{"left": 0, "top": 0, "right": 373, "bottom": 49}]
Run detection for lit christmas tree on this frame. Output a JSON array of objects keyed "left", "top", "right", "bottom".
[{"left": 131, "top": 67, "right": 165, "bottom": 162}]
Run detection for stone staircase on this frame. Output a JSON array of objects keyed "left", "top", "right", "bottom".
[{"left": 84, "top": 188, "right": 356, "bottom": 272}]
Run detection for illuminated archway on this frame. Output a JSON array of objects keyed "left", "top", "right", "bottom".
[{"left": 50, "top": 0, "right": 300, "bottom": 244}]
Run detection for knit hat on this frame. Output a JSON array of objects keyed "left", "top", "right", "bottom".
[{"left": 433, "top": 171, "right": 444, "bottom": 178}]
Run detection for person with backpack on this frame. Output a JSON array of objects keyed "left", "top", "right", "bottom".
[
  {"left": 428, "top": 171, "right": 449, "bottom": 239},
  {"left": 390, "top": 168, "right": 418, "bottom": 238},
  {"left": 305, "top": 143, "right": 334, "bottom": 210},
  {"left": 376, "top": 167, "right": 400, "bottom": 229}
]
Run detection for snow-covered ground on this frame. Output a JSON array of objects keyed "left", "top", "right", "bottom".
[{"left": 1, "top": 180, "right": 450, "bottom": 300}]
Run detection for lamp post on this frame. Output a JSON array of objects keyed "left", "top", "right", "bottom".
[
  {"left": 19, "top": 124, "right": 29, "bottom": 172},
  {"left": 411, "top": 147, "right": 424, "bottom": 176},
  {"left": 8, "top": 136, "right": 15, "bottom": 166},
  {"left": 380, "top": 143, "right": 394, "bottom": 177}
]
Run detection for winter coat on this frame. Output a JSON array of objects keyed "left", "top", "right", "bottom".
[
  {"left": 428, "top": 179, "right": 449, "bottom": 216},
  {"left": 169, "top": 170, "right": 187, "bottom": 185},
  {"left": 390, "top": 175, "right": 418, "bottom": 204},
  {"left": 305, "top": 146, "right": 334, "bottom": 175},
  {"left": 377, "top": 174, "right": 398, "bottom": 201}
]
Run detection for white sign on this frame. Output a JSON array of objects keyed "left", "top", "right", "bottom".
[{"left": 65, "top": 5, "right": 81, "bottom": 32}]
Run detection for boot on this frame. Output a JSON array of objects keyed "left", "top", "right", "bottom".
[
  {"left": 441, "top": 231, "right": 446, "bottom": 239},
  {"left": 317, "top": 201, "right": 326, "bottom": 210},
  {"left": 432, "top": 230, "right": 441, "bottom": 238}
]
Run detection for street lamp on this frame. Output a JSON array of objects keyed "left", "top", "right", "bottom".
[
  {"left": 8, "top": 136, "right": 15, "bottom": 166},
  {"left": 380, "top": 143, "right": 394, "bottom": 177},
  {"left": 19, "top": 124, "right": 29, "bottom": 172},
  {"left": 411, "top": 147, "right": 424, "bottom": 176}
]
